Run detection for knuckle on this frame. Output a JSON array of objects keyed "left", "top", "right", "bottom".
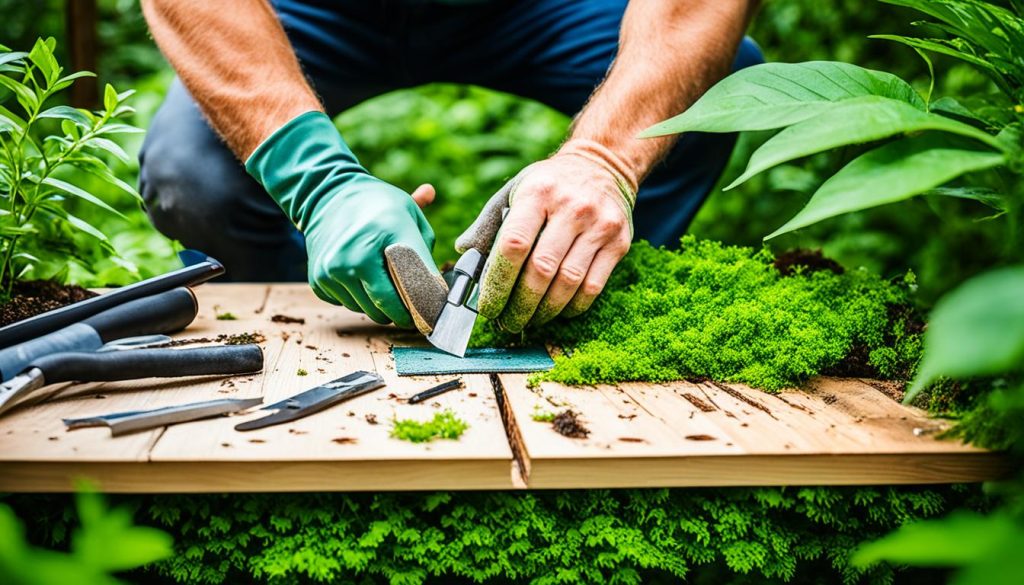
[
  {"left": 499, "top": 230, "right": 534, "bottom": 257},
  {"left": 530, "top": 253, "right": 560, "bottom": 279},
  {"left": 557, "top": 263, "right": 587, "bottom": 287},
  {"left": 581, "top": 278, "right": 605, "bottom": 297}
]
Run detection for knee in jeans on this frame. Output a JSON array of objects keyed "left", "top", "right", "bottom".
[{"left": 138, "top": 148, "right": 239, "bottom": 237}]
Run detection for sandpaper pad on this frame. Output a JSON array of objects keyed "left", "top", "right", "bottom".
[{"left": 392, "top": 346, "right": 554, "bottom": 376}]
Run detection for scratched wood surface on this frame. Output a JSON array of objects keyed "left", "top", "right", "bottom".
[{"left": 0, "top": 284, "right": 1009, "bottom": 492}]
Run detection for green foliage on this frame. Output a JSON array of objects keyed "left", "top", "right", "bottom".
[
  {"left": 0, "top": 37, "right": 144, "bottom": 295},
  {"left": 390, "top": 409, "right": 468, "bottom": 443},
  {"left": 908, "top": 266, "right": 1024, "bottom": 400},
  {"left": 6, "top": 485, "right": 980, "bottom": 584},
  {"left": 531, "top": 407, "right": 556, "bottom": 422},
  {"left": 852, "top": 511, "right": 1024, "bottom": 585},
  {"left": 0, "top": 487, "right": 173, "bottom": 585},
  {"left": 475, "top": 237, "right": 920, "bottom": 391}
]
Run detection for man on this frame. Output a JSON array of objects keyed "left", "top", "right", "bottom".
[{"left": 139, "top": 0, "right": 761, "bottom": 333}]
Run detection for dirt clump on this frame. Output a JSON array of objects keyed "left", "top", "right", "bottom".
[
  {"left": 0, "top": 280, "right": 97, "bottom": 326},
  {"left": 271, "top": 314, "right": 305, "bottom": 324},
  {"left": 773, "top": 249, "right": 844, "bottom": 277},
  {"left": 552, "top": 410, "right": 589, "bottom": 439}
]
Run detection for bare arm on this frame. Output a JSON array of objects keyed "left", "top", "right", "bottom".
[
  {"left": 569, "top": 0, "right": 756, "bottom": 187},
  {"left": 141, "top": 0, "right": 321, "bottom": 160}
]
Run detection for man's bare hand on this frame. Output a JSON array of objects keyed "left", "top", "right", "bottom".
[{"left": 466, "top": 139, "right": 637, "bottom": 332}]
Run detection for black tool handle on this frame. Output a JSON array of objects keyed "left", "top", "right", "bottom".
[
  {"left": 29, "top": 345, "right": 264, "bottom": 384},
  {"left": 82, "top": 287, "right": 197, "bottom": 343},
  {"left": 0, "top": 259, "right": 223, "bottom": 349}
]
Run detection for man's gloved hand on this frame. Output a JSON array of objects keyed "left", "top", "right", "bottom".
[
  {"left": 457, "top": 139, "right": 638, "bottom": 332},
  {"left": 246, "top": 111, "right": 441, "bottom": 327}
]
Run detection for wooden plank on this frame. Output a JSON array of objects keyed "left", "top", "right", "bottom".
[
  {"left": 0, "top": 285, "right": 514, "bottom": 491},
  {"left": 0, "top": 283, "right": 1008, "bottom": 492},
  {"left": 499, "top": 375, "right": 1009, "bottom": 488}
]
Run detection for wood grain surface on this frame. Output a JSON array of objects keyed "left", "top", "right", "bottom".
[{"left": 0, "top": 284, "right": 1009, "bottom": 492}]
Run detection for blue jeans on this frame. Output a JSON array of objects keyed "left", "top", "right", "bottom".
[{"left": 139, "top": 0, "right": 763, "bottom": 282}]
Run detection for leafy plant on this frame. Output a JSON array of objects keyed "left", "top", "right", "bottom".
[
  {"left": 0, "top": 37, "right": 142, "bottom": 298},
  {"left": 7, "top": 485, "right": 980, "bottom": 584},
  {"left": 642, "top": 1, "right": 1024, "bottom": 582},
  {"left": 0, "top": 486, "right": 172, "bottom": 585}
]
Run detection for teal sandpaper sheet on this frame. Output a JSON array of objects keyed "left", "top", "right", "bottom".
[{"left": 392, "top": 347, "right": 554, "bottom": 376}]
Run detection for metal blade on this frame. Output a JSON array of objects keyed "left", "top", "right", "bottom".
[
  {"left": 234, "top": 370, "right": 385, "bottom": 431},
  {"left": 427, "top": 304, "right": 477, "bottom": 358},
  {"left": 0, "top": 368, "right": 45, "bottom": 418},
  {"left": 64, "top": 397, "right": 263, "bottom": 436}
]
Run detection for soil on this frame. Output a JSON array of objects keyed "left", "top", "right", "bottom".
[
  {"left": 0, "top": 280, "right": 98, "bottom": 326},
  {"left": 151, "top": 332, "right": 267, "bottom": 348},
  {"left": 773, "top": 249, "right": 845, "bottom": 277},
  {"left": 271, "top": 314, "right": 305, "bottom": 325},
  {"left": 551, "top": 409, "right": 590, "bottom": 438}
]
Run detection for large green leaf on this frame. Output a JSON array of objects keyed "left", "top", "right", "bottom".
[
  {"left": 906, "top": 266, "right": 1024, "bottom": 402},
  {"left": 765, "top": 134, "right": 1005, "bottom": 239},
  {"left": 852, "top": 511, "right": 1024, "bottom": 568},
  {"left": 41, "top": 177, "right": 126, "bottom": 219},
  {"left": 640, "top": 61, "right": 925, "bottom": 137},
  {"left": 726, "top": 96, "right": 1003, "bottom": 189},
  {"left": 73, "top": 491, "right": 173, "bottom": 573}
]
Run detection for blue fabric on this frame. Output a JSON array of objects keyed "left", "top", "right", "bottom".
[
  {"left": 139, "top": 0, "right": 764, "bottom": 282},
  {"left": 393, "top": 346, "right": 554, "bottom": 376}
]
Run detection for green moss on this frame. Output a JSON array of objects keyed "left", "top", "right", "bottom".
[
  {"left": 473, "top": 237, "right": 921, "bottom": 391},
  {"left": 390, "top": 410, "right": 468, "bottom": 443},
  {"left": 531, "top": 407, "right": 556, "bottom": 422},
  {"left": 296, "top": 368, "right": 307, "bottom": 377},
  {"left": 7, "top": 485, "right": 983, "bottom": 584},
  {"left": 215, "top": 312, "right": 237, "bottom": 321}
]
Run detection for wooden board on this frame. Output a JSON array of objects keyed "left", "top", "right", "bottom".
[
  {"left": 496, "top": 376, "right": 1009, "bottom": 488},
  {"left": 0, "top": 284, "right": 1009, "bottom": 492}
]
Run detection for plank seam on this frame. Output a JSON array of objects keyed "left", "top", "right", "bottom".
[{"left": 490, "top": 374, "right": 530, "bottom": 485}]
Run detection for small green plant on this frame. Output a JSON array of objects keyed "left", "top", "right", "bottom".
[
  {"left": 390, "top": 409, "right": 468, "bottom": 443},
  {"left": 0, "top": 37, "right": 142, "bottom": 299},
  {"left": 296, "top": 368, "right": 307, "bottom": 377},
  {"left": 0, "top": 486, "right": 172, "bottom": 585},
  {"left": 215, "top": 312, "right": 237, "bottom": 321},
  {"left": 531, "top": 407, "right": 556, "bottom": 422}
]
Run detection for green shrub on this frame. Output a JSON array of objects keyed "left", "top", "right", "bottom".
[{"left": 6, "top": 485, "right": 982, "bottom": 585}]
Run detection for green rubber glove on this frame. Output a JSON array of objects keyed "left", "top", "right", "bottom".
[{"left": 245, "top": 111, "right": 439, "bottom": 327}]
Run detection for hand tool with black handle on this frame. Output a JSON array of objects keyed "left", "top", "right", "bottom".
[
  {"left": 235, "top": 370, "right": 385, "bottom": 431},
  {"left": 64, "top": 397, "right": 263, "bottom": 437},
  {"left": 0, "top": 344, "right": 264, "bottom": 417},
  {"left": 0, "top": 253, "right": 222, "bottom": 349},
  {"left": 0, "top": 287, "right": 198, "bottom": 382}
]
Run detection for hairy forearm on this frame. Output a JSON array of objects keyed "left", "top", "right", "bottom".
[
  {"left": 568, "top": 0, "right": 755, "bottom": 186},
  {"left": 142, "top": 0, "right": 321, "bottom": 159}
]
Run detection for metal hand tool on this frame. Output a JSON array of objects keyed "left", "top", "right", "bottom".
[
  {"left": 0, "top": 287, "right": 199, "bottom": 382},
  {"left": 385, "top": 182, "right": 509, "bottom": 358},
  {"left": 0, "top": 344, "right": 264, "bottom": 417},
  {"left": 64, "top": 397, "right": 262, "bottom": 437},
  {"left": 235, "top": 370, "right": 385, "bottom": 431},
  {"left": 0, "top": 251, "right": 222, "bottom": 349}
]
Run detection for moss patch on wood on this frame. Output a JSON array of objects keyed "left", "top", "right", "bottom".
[
  {"left": 472, "top": 237, "right": 921, "bottom": 391},
  {"left": 390, "top": 410, "right": 469, "bottom": 443}
]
